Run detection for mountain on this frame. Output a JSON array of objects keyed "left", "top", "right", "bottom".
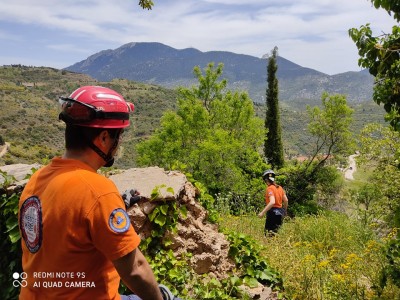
[{"left": 65, "top": 42, "right": 374, "bottom": 105}]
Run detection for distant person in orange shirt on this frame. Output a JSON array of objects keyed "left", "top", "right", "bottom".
[
  {"left": 258, "top": 169, "right": 288, "bottom": 236},
  {"left": 18, "top": 86, "right": 176, "bottom": 300}
]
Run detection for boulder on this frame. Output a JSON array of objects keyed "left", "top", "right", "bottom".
[
  {"left": 0, "top": 163, "right": 41, "bottom": 184},
  {"left": 109, "top": 167, "right": 235, "bottom": 279}
]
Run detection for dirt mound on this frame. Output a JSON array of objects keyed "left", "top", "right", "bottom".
[{"left": 109, "top": 167, "right": 235, "bottom": 278}]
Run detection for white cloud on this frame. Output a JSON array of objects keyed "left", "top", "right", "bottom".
[{"left": 0, "top": 0, "right": 396, "bottom": 74}]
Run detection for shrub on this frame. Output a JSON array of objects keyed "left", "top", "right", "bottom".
[{"left": 278, "top": 162, "right": 344, "bottom": 216}]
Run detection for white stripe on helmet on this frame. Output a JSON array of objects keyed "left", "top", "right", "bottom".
[{"left": 96, "top": 93, "right": 124, "bottom": 101}]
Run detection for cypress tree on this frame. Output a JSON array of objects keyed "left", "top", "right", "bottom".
[{"left": 264, "top": 46, "right": 284, "bottom": 168}]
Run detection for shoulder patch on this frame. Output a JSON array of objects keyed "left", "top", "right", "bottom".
[
  {"left": 20, "top": 196, "right": 43, "bottom": 253},
  {"left": 109, "top": 208, "right": 131, "bottom": 233}
]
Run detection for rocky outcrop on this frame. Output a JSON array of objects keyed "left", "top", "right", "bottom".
[
  {"left": 109, "top": 167, "right": 235, "bottom": 278},
  {"left": 0, "top": 163, "right": 40, "bottom": 196}
]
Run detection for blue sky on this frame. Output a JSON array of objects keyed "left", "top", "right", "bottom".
[{"left": 0, "top": 0, "right": 396, "bottom": 75}]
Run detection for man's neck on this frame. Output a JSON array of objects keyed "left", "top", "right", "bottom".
[{"left": 62, "top": 150, "right": 102, "bottom": 170}]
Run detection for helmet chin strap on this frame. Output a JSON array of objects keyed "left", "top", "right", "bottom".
[{"left": 88, "top": 138, "right": 119, "bottom": 168}]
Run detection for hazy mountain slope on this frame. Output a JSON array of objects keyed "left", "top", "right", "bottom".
[{"left": 65, "top": 42, "right": 374, "bottom": 104}]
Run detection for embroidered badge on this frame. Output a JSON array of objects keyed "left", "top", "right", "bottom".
[
  {"left": 109, "top": 208, "right": 130, "bottom": 233},
  {"left": 20, "top": 196, "right": 43, "bottom": 253}
]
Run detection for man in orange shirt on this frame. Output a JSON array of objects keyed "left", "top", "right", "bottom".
[
  {"left": 18, "top": 86, "right": 168, "bottom": 300},
  {"left": 258, "top": 169, "right": 289, "bottom": 235}
]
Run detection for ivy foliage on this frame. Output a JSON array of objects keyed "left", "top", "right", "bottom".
[
  {"left": 0, "top": 171, "right": 22, "bottom": 300},
  {"left": 141, "top": 184, "right": 187, "bottom": 255},
  {"left": 177, "top": 229, "right": 283, "bottom": 299},
  {"left": 226, "top": 231, "right": 282, "bottom": 289}
]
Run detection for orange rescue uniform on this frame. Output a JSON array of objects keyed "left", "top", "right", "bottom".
[
  {"left": 18, "top": 157, "right": 140, "bottom": 300},
  {"left": 265, "top": 184, "right": 285, "bottom": 208}
]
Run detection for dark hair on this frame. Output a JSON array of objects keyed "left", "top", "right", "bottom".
[{"left": 65, "top": 124, "right": 120, "bottom": 151}]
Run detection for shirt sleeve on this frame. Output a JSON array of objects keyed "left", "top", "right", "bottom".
[{"left": 87, "top": 192, "right": 141, "bottom": 261}]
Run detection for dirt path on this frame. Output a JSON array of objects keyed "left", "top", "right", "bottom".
[
  {"left": 0, "top": 142, "right": 10, "bottom": 158},
  {"left": 344, "top": 154, "right": 358, "bottom": 180}
]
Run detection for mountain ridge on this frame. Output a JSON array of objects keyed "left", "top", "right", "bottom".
[{"left": 65, "top": 42, "right": 374, "bottom": 104}]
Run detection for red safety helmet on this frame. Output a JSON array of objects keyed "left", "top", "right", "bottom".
[{"left": 58, "top": 86, "right": 134, "bottom": 128}]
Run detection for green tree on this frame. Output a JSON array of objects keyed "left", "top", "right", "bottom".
[
  {"left": 349, "top": 0, "right": 400, "bottom": 130},
  {"left": 136, "top": 63, "right": 267, "bottom": 198},
  {"left": 279, "top": 93, "right": 353, "bottom": 213},
  {"left": 306, "top": 92, "right": 354, "bottom": 174},
  {"left": 184, "top": 63, "right": 227, "bottom": 112},
  {"left": 358, "top": 123, "right": 400, "bottom": 228},
  {"left": 350, "top": 182, "right": 385, "bottom": 227},
  {"left": 264, "top": 46, "right": 284, "bottom": 168},
  {"left": 357, "top": 123, "right": 400, "bottom": 290}
]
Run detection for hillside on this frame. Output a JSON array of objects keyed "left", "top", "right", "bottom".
[
  {"left": 65, "top": 42, "right": 374, "bottom": 104},
  {"left": 0, "top": 65, "right": 387, "bottom": 168},
  {"left": 0, "top": 66, "right": 178, "bottom": 168}
]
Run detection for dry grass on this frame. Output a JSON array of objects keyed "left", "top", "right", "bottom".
[{"left": 219, "top": 211, "right": 400, "bottom": 300}]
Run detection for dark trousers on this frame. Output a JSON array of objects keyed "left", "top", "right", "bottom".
[{"left": 264, "top": 208, "right": 284, "bottom": 235}]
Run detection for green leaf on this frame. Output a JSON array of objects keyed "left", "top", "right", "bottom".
[
  {"left": 230, "top": 275, "right": 242, "bottom": 286},
  {"left": 168, "top": 268, "right": 180, "bottom": 278},
  {"left": 151, "top": 230, "right": 161, "bottom": 237},
  {"left": 150, "top": 190, "right": 159, "bottom": 199},
  {"left": 160, "top": 204, "right": 169, "bottom": 215},
  {"left": 154, "top": 214, "right": 166, "bottom": 226},
  {"left": 208, "top": 278, "right": 222, "bottom": 288},
  {"left": 179, "top": 205, "right": 187, "bottom": 218},
  {"left": 258, "top": 270, "right": 273, "bottom": 281},
  {"left": 246, "top": 266, "right": 256, "bottom": 276},
  {"left": 243, "top": 276, "right": 259, "bottom": 288},
  {"left": 148, "top": 207, "right": 159, "bottom": 222},
  {"left": 9, "top": 227, "right": 21, "bottom": 243},
  {"left": 5, "top": 217, "right": 18, "bottom": 232},
  {"left": 164, "top": 238, "right": 173, "bottom": 247}
]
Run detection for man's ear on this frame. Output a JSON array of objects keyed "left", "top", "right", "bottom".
[{"left": 94, "top": 130, "right": 109, "bottom": 148}]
